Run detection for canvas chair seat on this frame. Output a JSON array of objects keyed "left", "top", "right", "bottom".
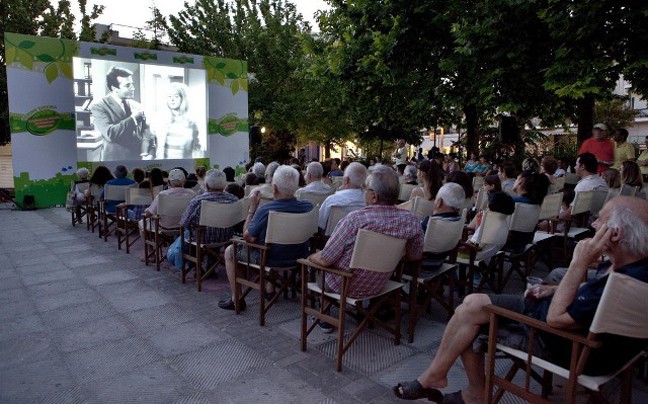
[
  {"left": 70, "top": 181, "right": 90, "bottom": 227},
  {"left": 500, "top": 203, "right": 541, "bottom": 290},
  {"left": 143, "top": 192, "right": 194, "bottom": 271},
  {"left": 484, "top": 272, "right": 648, "bottom": 404},
  {"left": 181, "top": 198, "right": 245, "bottom": 291},
  {"left": 299, "top": 229, "right": 407, "bottom": 371},
  {"left": 234, "top": 208, "right": 318, "bottom": 326},
  {"left": 116, "top": 187, "right": 153, "bottom": 253},
  {"left": 99, "top": 183, "right": 130, "bottom": 242}
]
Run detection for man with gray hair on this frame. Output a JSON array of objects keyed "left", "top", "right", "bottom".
[
  {"left": 251, "top": 162, "right": 266, "bottom": 184},
  {"left": 421, "top": 182, "right": 465, "bottom": 232},
  {"left": 394, "top": 196, "right": 648, "bottom": 402},
  {"left": 295, "top": 161, "right": 333, "bottom": 199},
  {"left": 219, "top": 165, "right": 313, "bottom": 310},
  {"left": 142, "top": 168, "right": 195, "bottom": 229},
  {"left": 309, "top": 164, "right": 424, "bottom": 301},
  {"left": 254, "top": 161, "right": 280, "bottom": 200},
  {"left": 167, "top": 169, "right": 238, "bottom": 269},
  {"left": 317, "top": 162, "right": 368, "bottom": 231}
]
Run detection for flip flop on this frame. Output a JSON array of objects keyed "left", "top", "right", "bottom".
[
  {"left": 393, "top": 380, "right": 444, "bottom": 402},
  {"left": 442, "top": 391, "right": 466, "bottom": 404}
]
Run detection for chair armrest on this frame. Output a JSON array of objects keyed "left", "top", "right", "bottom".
[
  {"left": 459, "top": 239, "right": 483, "bottom": 252},
  {"left": 230, "top": 237, "right": 268, "bottom": 252},
  {"left": 483, "top": 304, "right": 601, "bottom": 348},
  {"left": 297, "top": 258, "right": 352, "bottom": 279}
]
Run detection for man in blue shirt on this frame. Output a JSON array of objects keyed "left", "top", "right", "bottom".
[
  {"left": 102, "top": 165, "right": 135, "bottom": 214},
  {"left": 394, "top": 196, "right": 648, "bottom": 402},
  {"left": 219, "top": 165, "right": 313, "bottom": 310}
]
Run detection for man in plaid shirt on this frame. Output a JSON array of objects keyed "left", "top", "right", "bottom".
[{"left": 309, "top": 164, "right": 424, "bottom": 299}]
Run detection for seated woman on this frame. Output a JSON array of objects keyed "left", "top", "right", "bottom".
[
  {"left": 472, "top": 156, "right": 492, "bottom": 176},
  {"left": 464, "top": 152, "right": 479, "bottom": 173},
  {"left": 602, "top": 168, "right": 621, "bottom": 189},
  {"left": 620, "top": 160, "right": 643, "bottom": 191},
  {"left": 410, "top": 160, "right": 443, "bottom": 201},
  {"left": 70, "top": 168, "right": 90, "bottom": 223}
]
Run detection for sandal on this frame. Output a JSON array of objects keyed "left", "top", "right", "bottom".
[{"left": 393, "top": 380, "right": 443, "bottom": 402}]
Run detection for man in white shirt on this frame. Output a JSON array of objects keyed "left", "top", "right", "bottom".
[
  {"left": 295, "top": 162, "right": 333, "bottom": 198},
  {"left": 140, "top": 168, "right": 195, "bottom": 229},
  {"left": 574, "top": 153, "right": 607, "bottom": 192},
  {"left": 317, "top": 162, "right": 368, "bottom": 231}
]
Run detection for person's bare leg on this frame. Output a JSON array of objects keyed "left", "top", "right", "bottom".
[
  {"left": 416, "top": 294, "right": 492, "bottom": 389},
  {"left": 459, "top": 347, "right": 486, "bottom": 402},
  {"left": 224, "top": 245, "right": 236, "bottom": 296}
]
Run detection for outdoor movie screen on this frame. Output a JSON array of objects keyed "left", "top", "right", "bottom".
[{"left": 73, "top": 58, "right": 208, "bottom": 162}]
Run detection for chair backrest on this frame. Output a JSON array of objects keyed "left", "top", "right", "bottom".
[
  {"left": 349, "top": 229, "right": 407, "bottom": 273},
  {"left": 474, "top": 210, "right": 511, "bottom": 246},
  {"left": 463, "top": 197, "right": 474, "bottom": 210},
  {"left": 324, "top": 205, "right": 359, "bottom": 237},
  {"left": 423, "top": 209, "right": 466, "bottom": 253},
  {"left": 564, "top": 172, "right": 580, "bottom": 185},
  {"left": 589, "top": 188, "right": 611, "bottom": 217},
  {"left": 125, "top": 187, "right": 153, "bottom": 206},
  {"left": 198, "top": 199, "right": 245, "bottom": 228},
  {"left": 590, "top": 272, "right": 648, "bottom": 339},
  {"left": 571, "top": 190, "right": 593, "bottom": 216},
  {"left": 297, "top": 191, "right": 332, "bottom": 208},
  {"left": 157, "top": 193, "right": 194, "bottom": 217},
  {"left": 411, "top": 196, "right": 435, "bottom": 220},
  {"left": 618, "top": 184, "right": 639, "bottom": 197},
  {"left": 244, "top": 185, "right": 259, "bottom": 197},
  {"left": 104, "top": 184, "right": 129, "bottom": 201},
  {"left": 474, "top": 187, "right": 488, "bottom": 211},
  {"left": 76, "top": 182, "right": 90, "bottom": 194},
  {"left": 265, "top": 208, "right": 318, "bottom": 245},
  {"left": 472, "top": 175, "right": 484, "bottom": 190},
  {"left": 398, "top": 183, "right": 417, "bottom": 201},
  {"left": 152, "top": 185, "right": 164, "bottom": 197},
  {"left": 552, "top": 176, "right": 566, "bottom": 193},
  {"left": 537, "top": 192, "right": 563, "bottom": 221},
  {"left": 331, "top": 176, "right": 344, "bottom": 190},
  {"left": 88, "top": 183, "right": 103, "bottom": 198},
  {"left": 509, "top": 203, "right": 541, "bottom": 233}
]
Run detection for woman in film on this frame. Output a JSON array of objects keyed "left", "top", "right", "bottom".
[{"left": 155, "top": 82, "right": 201, "bottom": 159}]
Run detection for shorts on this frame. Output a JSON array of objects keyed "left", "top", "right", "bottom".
[{"left": 474, "top": 294, "right": 551, "bottom": 360}]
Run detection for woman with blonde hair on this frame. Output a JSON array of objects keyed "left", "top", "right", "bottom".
[
  {"left": 156, "top": 83, "right": 201, "bottom": 159},
  {"left": 620, "top": 160, "right": 643, "bottom": 188}
]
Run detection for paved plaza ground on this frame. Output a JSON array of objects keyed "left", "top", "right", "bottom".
[{"left": 1, "top": 206, "right": 647, "bottom": 403}]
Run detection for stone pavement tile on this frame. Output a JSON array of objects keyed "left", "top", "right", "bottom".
[
  {"left": 143, "top": 319, "right": 229, "bottom": 358},
  {"left": 95, "top": 278, "right": 154, "bottom": 297},
  {"left": 40, "top": 233, "right": 79, "bottom": 243},
  {"left": 79, "top": 361, "right": 184, "bottom": 403},
  {"left": 41, "top": 300, "right": 118, "bottom": 330},
  {"left": 83, "top": 269, "right": 139, "bottom": 286},
  {"left": 172, "top": 391, "right": 214, "bottom": 404},
  {"left": 9, "top": 252, "right": 62, "bottom": 268},
  {"left": 22, "top": 268, "right": 76, "bottom": 287},
  {"left": 0, "top": 275, "right": 23, "bottom": 291},
  {"left": 104, "top": 289, "right": 172, "bottom": 314},
  {"left": 0, "top": 253, "right": 10, "bottom": 267},
  {"left": 278, "top": 316, "right": 354, "bottom": 348},
  {"left": 47, "top": 242, "right": 95, "bottom": 255},
  {"left": 0, "top": 284, "right": 28, "bottom": 304},
  {"left": 0, "top": 353, "right": 76, "bottom": 403},
  {"left": 403, "top": 317, "right": 448, "bottom": 350},
  {"left": 34, "top": 287, "right": 102, "bottom": 313},
  {"left": 15, "top": 261, "right": 69, "bottom": 275},
  {"left": 0, "top": 332, "right": 59, "bottom": 371},
  {"left": 64, "top": 336, "right": 163, "bottom": 382},
  {"left": 33, "top": 384, "right": 87, "bottom": 404},
  {"left": 0, "top": 312, "right": 46, "bottom": 342},
  {"left": 124, "top": 303, "right": 196, "bottom": 333},
  {"left": 1, "top": 240, "right": 49, "bottom": 252},
  {"left": 168, "top": 339, "right": 273, "bottom": 391},
  {"left": 63, "top": 254, "right": 113, "bottom": 268},
  {"left": 203, "top": 366, "right": 329, "bottom": 404},
  {"left": 26, "top": 277, "right": 88, "bottom": 297},
  {"left": 0, "top": 298, "right": 38, "bottom": 321},
  {"left": 0, "top": 231, "right": 38, "bottom": 243},
  {"left": 55, "top": 314, "right": 134, "bottom": 353}
]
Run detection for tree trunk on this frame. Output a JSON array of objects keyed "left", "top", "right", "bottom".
[
  {"left": 463, "top": 103, "right": 479, "bottom": 156},
  {"left": 324, "top": 142, "right": 331, "bottom": 159},
  {"left": 576, "top": 94, "right": 595, "bottom": 145}
]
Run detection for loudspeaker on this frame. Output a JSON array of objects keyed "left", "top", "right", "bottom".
[
  {"left": 500, "top": 116, "right": 519, "bottom": 143},
  {"left": 249, "top": 126, "right": 262, "bottom": 145}
]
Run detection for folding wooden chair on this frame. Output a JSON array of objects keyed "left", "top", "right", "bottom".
[
  {"left": 181, "top": 199, "right": 245, "bottom": 291},
  {"left": 402, "top": 209, "right": 466, "bottom": 342},
  {"left": 397, "top": 196, "right": 435, "bottom": 220},
  {"left": 85, "top": 184, "right": 103, "bottom": 233},
  {"left": 297, "top": 190, "right": 334, "bottom": 209},
  {"left": 485, "top": 272, "right": 648, "bottom": 403},
  {"left": 500, "top": 203, "right": 541, "bottom": 290},
  {"left": 299, "top": 229, "right": 406, "bottom": 371},
  {"left": 398, "top": 183, "right": 417, "bottom": 202},
  {"left": 142, "top": 192, "right": 194, "bottom": 271},
  {"left": 532, "top": 192, "right": 563, "bottom": 268},
  {"left": 99, "top": 184, "right": 130, "bottom": 241},
  {"left": 70, "top": 182, "right": 90, "bottom": 227},
  {"left": 559, "top": 190, "right": 593, "bottom": 265},
  {"left": 116, "top": 187, "right": 152, "bottom": 253},
  {"left": 234, "top": 208, "right": 318, "bottom": 326}
]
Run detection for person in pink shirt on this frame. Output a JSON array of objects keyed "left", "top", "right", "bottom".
[{"left": 578, "top": 123, "right": 614, "bottom": 175}]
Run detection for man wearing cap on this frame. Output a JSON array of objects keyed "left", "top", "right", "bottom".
[
  {"left": 578, "top": 123, "right": 614, "bottom": 175},
  {"left": 141, "top": 168, "right": 195, "bottom": 229}
]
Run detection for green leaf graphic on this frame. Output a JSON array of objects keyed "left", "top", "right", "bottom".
[
  {"left": 214, "top": 70, "right": 225, "bottom": 85},
  {"left": 45, "top": 64, "right": 58, "bottom": 83},
  {"left": 226, "top": 72, "right": 238, "bottom": 79},
  {"left": 58, "top": 62, "right": 73, "bottom": 79},
  {"left": 37, "top": 54, "right": 55, "bottom": 62},
  {"left": 19, "top": 40, "right": 35, "bottom": 49},
  {"left": 215, "top": 62, "right": 226, "bottom": 69},
  {"left": 231, "top": 79, "right": 239, "bottom": 95}
]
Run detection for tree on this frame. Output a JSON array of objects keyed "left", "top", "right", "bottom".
[{"left": 165, "top": 0, "right": 312, "bottom": 162}]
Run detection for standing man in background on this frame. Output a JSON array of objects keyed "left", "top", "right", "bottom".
[{"left": 578, "top": 123, "right": 614, "bottom": 175}]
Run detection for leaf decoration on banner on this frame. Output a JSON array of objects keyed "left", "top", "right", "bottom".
[
  {"left": 5, "top": 46, "right": 16, "bottom": 65},
  {"left": 37, "top": 53, "right": 55, "bottom": 62},
  {"left": 202, "top": 56, "right": 248, "bottom": 93},
  {"left": 213, "top": 70, "right": 226, "bottom": 85},
  {"left": 239, "top": 79, "right": 248, "bottom": 92},
  {"left": 19, "top": 40, "right": 36, "bottom": 49},
  {"left": 45, "top": 64, "right": 59, "bottom": 83},
  {"left": 231, "top": 79, "right": 240, "bottom": 95},
  {"left": 57, "top": 62, "right": 73, "bottom": 79}
]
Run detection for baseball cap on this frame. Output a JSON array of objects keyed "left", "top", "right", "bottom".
[
  {"left": 168, "top": 169, "right": 186, "bottom": 181},
  {"left": 593, "top": 123, "right": 608, "bottom": 131}
]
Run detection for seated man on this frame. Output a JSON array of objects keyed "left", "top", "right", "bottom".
[
  {"left": 294, "top": 161, "right": 333, "bottom": 199},
  {"left": 255, "top": 161, "right": 280, "bottom": 200},
  {"left": 317, "top": 162, "right": 367, "bottom": 232},
  {"left": 394, "top": 196, "right": 648, "bottom": 403},
  {"left": 308, "top": 164, "right": 424, "bottom": 316},
  {"left": 102, "top": 164, "right": 135, "bottom": 214},
  {"left": 219, "top": 165, "right": 313, "bottom": 310},
  {"left": 167, "top": 169, "right": 238, "bottom": 269},
  {"left": 140, "top": 168, "right": 195, "bottom": 231}
]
